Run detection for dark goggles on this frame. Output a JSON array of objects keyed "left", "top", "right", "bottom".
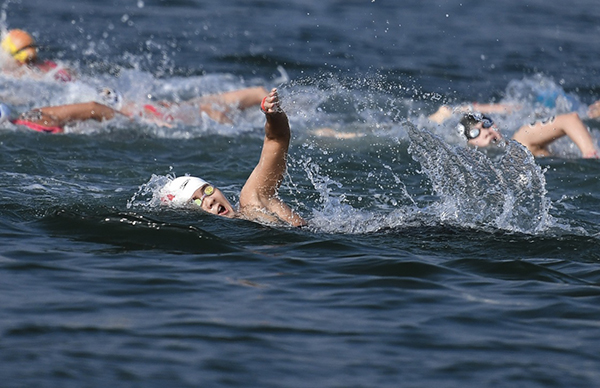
[
  {"left": 465, "top": 114, "right": 494, "bottom": 140},
  {"left": 11, "top": 44, "right": 37, "bottom": 57}
]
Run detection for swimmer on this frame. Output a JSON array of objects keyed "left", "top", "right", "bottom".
[
  {"left": 429, "top": 94, "right": 600, "bottom": 124},
  {"left": 0, "top": 101, "right": 121, "bottom": 134},
  {"left": 0, "top": 84, "right": 269, "bottom": 133},
  {"left": 160, "top": 88, "right": 307, "bottom": 227},
  {"left": 1, "top": 29, "right": 74, "bottom": 82},
  {"left": 458, "top": 111, "right": 599, "bottom": 158},
  {"left": 99, "top": 86, "right": 269, "bottom": 126}
]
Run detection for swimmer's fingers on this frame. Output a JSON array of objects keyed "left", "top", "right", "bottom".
[
  {"left": 588, "top": 101, "right": 600, "bottom": 119},
  {"left": 261, "top": 88, "right": 283, "bottom": 114}
]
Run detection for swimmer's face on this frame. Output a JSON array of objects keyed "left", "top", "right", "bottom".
[
  {"left": 467, "top": 122, "right": 503, "bottom": 148},
  {"left": 191, "top": 186, "right": 236, "bottom": 218},
  {"left": 2, "top": 30, "right": 37, "bottom": 64}
]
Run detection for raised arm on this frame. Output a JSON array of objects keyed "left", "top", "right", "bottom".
[
  {"left": 239, "top": 88, "right": 306, "bottom": 226},
  {"left": 512, "top": 112, "right": 598, "bottom": 158}
]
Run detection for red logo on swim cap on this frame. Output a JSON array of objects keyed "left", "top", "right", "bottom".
[{"left": 161, "top": 194, "right": 176, "bottom": 203}]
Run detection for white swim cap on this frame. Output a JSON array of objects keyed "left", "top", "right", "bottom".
[
  {"left": 98, "top": 87, "right": 123, "bottom": 110},
  {"left": 0, "top": 103, "right": 12, "bottom": 124},
  {"left": 160, "top": 176, "right": 208, "bottom": 206}
]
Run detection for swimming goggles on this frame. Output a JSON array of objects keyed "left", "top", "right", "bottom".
[
  {"left": 193, "top": 185, "right": 214, "bottom": 207},
  {"left": 465, "top": 114, "right": 494, "bottom": 140},
  {"left": 11, "top": 44, "right": 36, "bottom": 58}
]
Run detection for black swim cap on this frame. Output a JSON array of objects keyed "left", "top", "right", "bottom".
[{"left": 458, "top": 113, "right": 493, "bottom": 140}]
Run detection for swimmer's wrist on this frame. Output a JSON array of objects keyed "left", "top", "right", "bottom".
[
  {"left": 260, "top": 96, "right": 268, "bottom": 113},
  {"left": 261, "top": 97, "right": 283, "bottom": 115}
]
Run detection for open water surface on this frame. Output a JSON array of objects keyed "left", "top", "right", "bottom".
[{"left": 1, "top": 1, "right": 600, "bottom": 387}]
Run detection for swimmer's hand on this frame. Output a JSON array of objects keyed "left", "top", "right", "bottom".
[
  {"left": 261, "top": 88, "right": 283, "bottom": 114},
  {"left": 588, "top": 101, "right": 600, "bottom": 120}
]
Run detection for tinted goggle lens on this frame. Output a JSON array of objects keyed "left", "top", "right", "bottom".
[
  {"left": 481, "top": 117, "right": 494, "bottom": 128},
  {"left": 468, "top": 128, "right": 481, "bottom": 139},
  {"left": 12, "top": 44, "right": 36, "bottom": 55},
  {"left": 466, "top": 115, "right": 494, "bottom": 139},
  {"left": 193, "top": 185, "right": 214, "bottom": 207}
]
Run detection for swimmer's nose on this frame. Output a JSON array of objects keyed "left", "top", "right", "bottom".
[{"left": 206, "top": 197, "right": 219, "bottom": 213}]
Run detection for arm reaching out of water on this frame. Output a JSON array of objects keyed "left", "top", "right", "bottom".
[
  {"left": 512, "top": 112, "right": 599, "bottom": 158},
  {"left": 239, "top": 88, "right": 307, "bottom": 227},
  {"left": 160, "top": 89, "right": 306, "bottom": 227},
  {"left": 588, "top": 100, "right": 600, "bottom": 119},
  {"left": 459, "top": 112, "right": 598, "bottom": 158}
]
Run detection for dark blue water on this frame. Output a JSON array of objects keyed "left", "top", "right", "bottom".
[{"left": 1, "top": 1, "right": 600, "bottom": 387}]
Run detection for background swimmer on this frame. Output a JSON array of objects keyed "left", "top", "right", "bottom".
[
  {"left": 459, "top": 112, "right": 599, "bottom": 158},
  {"left": 0, "top": 29, "right": 74, "bottom": 82},
  {"left": 99, "top": 86, "right": 269, "bottom": 126},
  {"left": 0, "top": 101, "right": 122, "bottom": 133}
]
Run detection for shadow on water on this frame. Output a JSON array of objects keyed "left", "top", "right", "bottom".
[
  {"left": 36, "top": 209, "right": 242, "bottom": 255},
  {"left": 314, "top": 224, "right": 600, "bottom": 287}
]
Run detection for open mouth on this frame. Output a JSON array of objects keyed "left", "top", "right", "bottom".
[{"left": 218, "top": 205, "right": 227, "bottom": 215}]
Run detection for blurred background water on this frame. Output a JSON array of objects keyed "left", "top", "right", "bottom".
[{"left": 1, "top": 0, "right": 600, "bottom": 387}]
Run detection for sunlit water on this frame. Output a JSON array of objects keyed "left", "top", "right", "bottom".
[{"left": 1, "top": 1, "right": 600, "bottom": 387}]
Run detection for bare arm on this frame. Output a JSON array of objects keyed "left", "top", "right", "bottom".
[
  {"left": 201, "top": 86, "right": 269, "bottom": 110},
  {"left": 196, "top": 86, "right": 269, "bottom": 124},
  {"left": 428, "top": 103, "right": 520, "bottom": 124},
  {"left": 36, "top": 102, "right": 121, "bottom": 127},
  {"left": 512, "top": 112, "right": 598, "bottom": 158},
  {"left": 239, "top": 88, "right": 306, "bottom": 227},
  {"left": 471, "top": 102, "right": 520, "bottom": 115}
]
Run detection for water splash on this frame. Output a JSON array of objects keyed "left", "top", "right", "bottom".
[
  {"left": 127, "top": 173, "right": 170, "bottom": 210},
  {"left": 505, "top": 74, "right": 587, "bottom": 117},
  {"left": 295, "top": 144, "right": 421, "bottom": 234},
  {"left": 407, "top": 122, "right": 553, "bottom": 234},
  {"left": 302, "top": 157, "right": 397, "bottom": 234}
]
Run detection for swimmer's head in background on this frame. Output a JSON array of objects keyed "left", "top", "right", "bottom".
[
  {"left": 1, "top": 29, "right": 37, "bottom": 64},
  {"left": 536, "top": 89, "right": 581, "bottom": 112},
  {"left": 98, "top": 87, "right": 123, "bottom": 110},
  {"left": 160, "top": 176, "right": 210, "bottom": 206},
  {"left": 457, "top": 112, "right": 494, "bottom": 140},
  {"left": 0, "top": 103, "right": 11, "bottom": 124}
]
